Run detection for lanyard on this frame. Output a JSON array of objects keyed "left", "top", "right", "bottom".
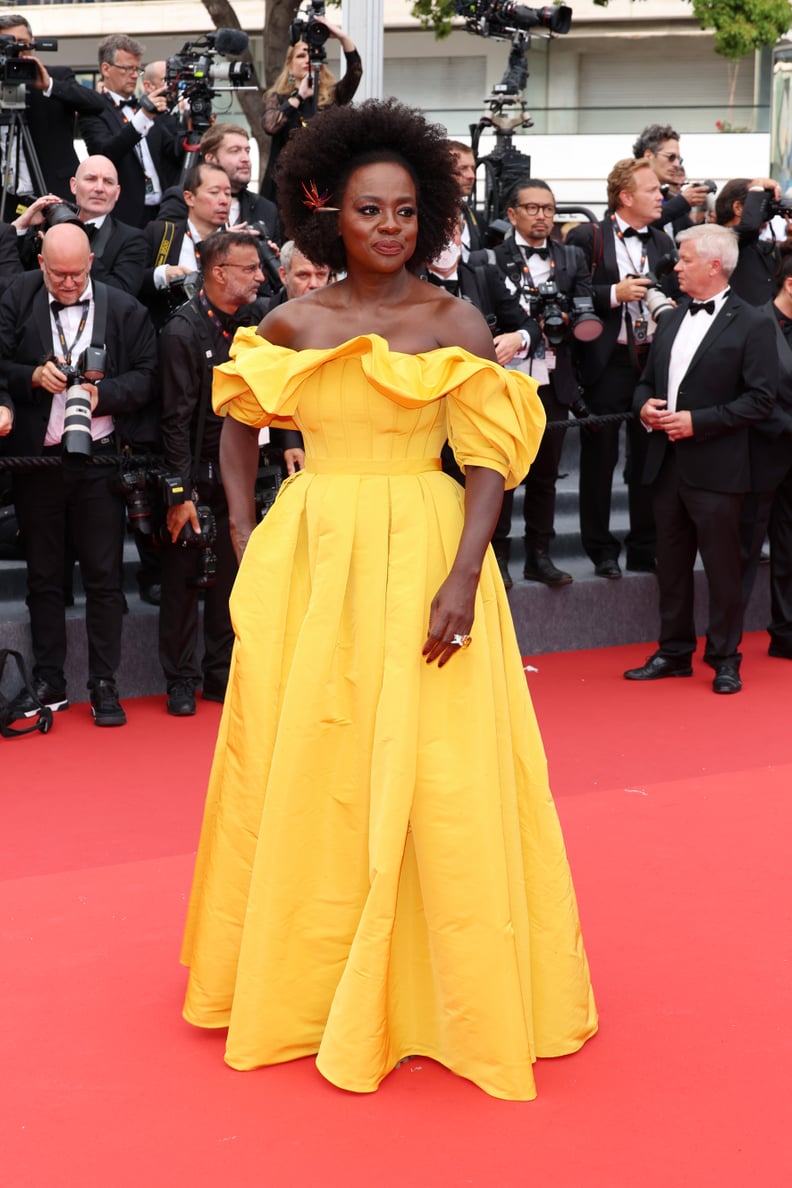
[
  {"left": 52, "top": 301, "right": 89, "bottom": 366},
  {"left": 199, "top": 289, "right": 232, "bottom": 343},
  {"left": 611, "top": 214, "right": 648, "bottom": 274},
  {"left": 518, "top": 244, "right": 555, "bottom": 292}
]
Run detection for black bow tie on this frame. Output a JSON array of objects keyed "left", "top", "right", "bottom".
[
  {"left": 428, "top": 273, "right": 459, "bottom": 296},
  {"left": 689, "top": 300, "right": 716, "bottom": 316},
  {"left": 118, "top": 96, "right": 138, "bottom": 111},
  {"left": 84, "top": 223, "right": 98, "bottom": 243},
  {"left": 622, "top": 227, "right": 650, "bottom": 243},
  {"left": 525, "top": 246, "right": 549, "bottom": 260},
  {"left": 50, "top": 300, "right": 77, "bottom": 315}
]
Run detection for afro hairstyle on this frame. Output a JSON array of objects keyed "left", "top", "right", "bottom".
[{"left": 274, "top": 98, "right": 464, "bottom": 274}]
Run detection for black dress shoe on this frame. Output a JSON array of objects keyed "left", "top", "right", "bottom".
[
  {"left": 768, "top": 640, "right": 792, "bottom": 659},
  {"left": 712, "top": 663, "right": 742, "bottom": 694},
  {"left": 9, "top": 680, "right": 69, "bottom": 720},
  {"left": 167, "top": 681, "right": 197, "bottom": 717},
  {"left": 524, "top": 550, "right": 573, "bottom": 586},
  {"left": 624, "top": 652, "right": 693, "bottom": 681},
  {"left": 626, "top": 559, "right": 657, "bottom": 574},
  {"left": 140, "top": 584, "right": 161, "bottom": 607},
  {"left": 594, "top": 559, "right": 622, "bottom": 579},
  {"left": 89, "top": 679, "right": 127, "bottom": 726}
]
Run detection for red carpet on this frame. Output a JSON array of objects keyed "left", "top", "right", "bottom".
[{"left": 2, "top": 633, "right": 790, "bottom": 1186}]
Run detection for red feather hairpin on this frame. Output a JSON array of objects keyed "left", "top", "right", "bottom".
[{"left": 301, "top": 179, "right": 338, "bottom": 212}]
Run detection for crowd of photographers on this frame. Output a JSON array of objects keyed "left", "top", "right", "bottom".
[{"left": 0, "top": 4, "right": 790, "bottom": 718}]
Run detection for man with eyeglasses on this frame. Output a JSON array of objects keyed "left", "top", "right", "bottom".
[
  {"left": 633, "top": 124, "right": 712, "bottom": 239},
  {"left": 0, "top": 14, "right": 105, "bottom": 212},
  {"left": 156, "top": 230, "right": 304, "bottom": 716},
  {"left": 79, "top": 34, "right": 182, "bottom": 228},
  {"left": 0, "top": 222, "right": 157, "bottom": 726},
  {"left": 490, "top": 178, "right": 593, "bottom": 587}
]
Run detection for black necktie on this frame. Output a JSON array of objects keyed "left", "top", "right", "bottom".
[
  {"left": 689, "top": 300, "right": 715, "bottom": 316},
  {"left": 623, "top": 227, "right": 650, "bottom": 243},
  {"left": 84, "top": 223, "right": 97, "bottom": 243}
]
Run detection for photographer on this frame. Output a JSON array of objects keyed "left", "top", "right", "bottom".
[
  {"left": 79, "top": 34, "right": 183, "bottom": 228},
  {"left": 0, "top": 223, "right": 157, "bottom": 727},
  {"left": 567, "top": 158, "right": 678, "bottom": 578},
  {"left": 716, "top": 177, "right": 784, "bottom": 307},
  {"left": 491, "top": 178, "right": 595, "bottom": 587},
  {"left": 0, "top": 14, "right": 105, "bottom": 209},
  {"left": 261, "top": 12, "right": 362, "bottom": 201},
  {"left": 157, "top": 230, "right": 303, "bottom": 717},
  {"left": 142, "top": 162, "right": 232, "bottom": 329},
  {"left": 633, "top": 124, "right": 713, "bottom": 239},
  {"left": 11, "top": 156, "right": 147, "bottom": 297}
]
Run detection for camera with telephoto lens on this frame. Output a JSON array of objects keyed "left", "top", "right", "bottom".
[
  {"left": 165, "top": 29, "right": 253, "bottom": 131},
  {"left": 158, "top": 472, "right": 218, "bottom": 589},
  {"left": 60, "top": 346, "right": 107, "bottom": 461},
  {"left": 290, "top": 0, "right": 329, "bottom": 62},
  {"left": 628, "top": 250, "right": 679, "bottom": 322},
  {"left": 527, "top": 281, "right": 603, "bottom": 347}
]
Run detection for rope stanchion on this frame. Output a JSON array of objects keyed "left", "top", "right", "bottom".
[
  {"left": 546, "top": 410, "right": 635, "bottom": 433},
  {"left": 0, "top": 454, "right": 161, "bottom": 472}
]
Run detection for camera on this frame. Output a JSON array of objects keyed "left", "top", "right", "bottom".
[
  {"left": 631, "top": 250, "right": 678, "bottom": 322},
  {"left": 60, "top": 346, "right": 107, "bottom": 461},
  {"left": 760, "top": 190, "right": 792, "bottom": 222},
  {"left": 455, "top": 2, "right": 572, "bottom": 41},
  {"left": 165, "top": 29, "right": 254, "bottom": 131},
  {"left": 42, "top": 199, "right": 81, "bottom": 231},
  {"left": 174, "top": 503, "right": 218, "bottom": 589},
  {"left": 290, "top": 0, "right": 329, "bottom": 61},
  {"left": 527, "top": 281, "right": 603, "bottom": 347},
  {"left": 0, "top": 33, "right": 57, "bottom": 88}
]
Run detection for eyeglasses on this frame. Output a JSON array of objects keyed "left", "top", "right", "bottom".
[
  {"left": 220, "top": 262, "right": 261, "bottom": 275},
  {"left": 657, "top": 151, "right": 683, "bottom": 165},
  {"left": 513, "top": 202, "right": 556, "bottom": 216},
  {"left": 109, "top": 63, "right": 143, "bottom": 76}
]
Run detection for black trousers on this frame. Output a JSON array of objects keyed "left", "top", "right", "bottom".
[
  {"left": 13, "top": 454, "right": 126, "bottom": 688},
  {"left": 494, "top": 380, "right": 569, "bottom": 551},
  {"left": 768, "top": 464, "right": 792, "bottom": 651},
  {"left": 652, "top": 449, "right": 743, "bottom": 664},
  {"left": 158, "top": 482, "right": 237, "bottom": 693},
  {"left": 580, "top": 347, "right": 655, "bottom": 567}
]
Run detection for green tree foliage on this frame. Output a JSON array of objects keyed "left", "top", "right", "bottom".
[{"left": 689, "top": 0, "right": 791, "bottom": 60}]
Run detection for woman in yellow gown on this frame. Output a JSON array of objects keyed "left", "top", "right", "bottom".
[{"left": 181, "top": 100, "right": 597, "bottom": 1101}]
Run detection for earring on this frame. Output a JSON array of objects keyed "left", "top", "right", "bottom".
[{"left": 288, "top": 73, "right": 294, "bottom": 86}]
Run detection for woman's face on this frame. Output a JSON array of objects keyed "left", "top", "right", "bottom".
[
  {"left": 337, "top": 161, "right": 419, "bottom": 275},
  {"left": 290, "top": 42, "right": 310, "bottom": 80}
]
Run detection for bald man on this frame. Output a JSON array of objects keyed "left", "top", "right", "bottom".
[
  {"left": 0, "top": 223, "right": 157, "bottom": 726},
  {"left": 12, "top": 155, "right": 148, "bottom": 296}
]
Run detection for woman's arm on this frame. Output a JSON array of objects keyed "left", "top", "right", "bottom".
[
  {"left": 422, "top": 466, "right": 506, "bottom": 668},
  {"left": 219, "top": 416, "right": 262, "bottom": 563}
]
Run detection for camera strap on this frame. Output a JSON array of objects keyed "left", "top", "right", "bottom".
[
  {"left": 155, "top": 222, "right": 177, "bottom": 268},
  {"left": 52, "top": 302, "right": 89, "bottom": 367},
  {"left": 91, "top": 281, "right": 108, "bottom": 350}
]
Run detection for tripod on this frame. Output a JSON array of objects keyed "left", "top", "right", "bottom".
[{"left": 0, "top": 84, "right": 46, "bottom": 222}]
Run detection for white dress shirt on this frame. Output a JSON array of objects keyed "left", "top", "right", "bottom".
[
  {"left": 44, "top": 280, "right": 115, "bottom": 446},
  {"left": 666, "top": 288, "right": 730, "bottom": 412}
]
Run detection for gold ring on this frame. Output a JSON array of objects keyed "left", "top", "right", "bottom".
[{"left": 452, "top": 633, "right": 472, "bottom": 649}]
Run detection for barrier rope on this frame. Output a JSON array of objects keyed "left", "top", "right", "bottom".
[{"left": 0, "top": 411, "right": 636, "bottom": 472}]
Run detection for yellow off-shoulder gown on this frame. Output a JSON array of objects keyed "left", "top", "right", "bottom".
[{"left": 180, "top": 333, "right": 597, "bottom": 1101}]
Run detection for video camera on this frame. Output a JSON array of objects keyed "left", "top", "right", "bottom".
[
  {"left": 525, "top": 281, "right": 602, "bottom": 347},
  {"left": 290, "top": 0, "right": 329, "bottom": 63},
  {"left": 0, "top": 33, "right": 57, "bottom": 86},
  {"left": 165, "top": 28, "right": 254, "bottom": 131},
  {"left": 455, "top": 2, "right": 572, "bottom": 41}
]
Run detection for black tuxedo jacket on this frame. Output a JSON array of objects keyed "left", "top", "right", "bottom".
[
  {"left": 462, "top": 202, "right": 484, "bottom": 254},
  {"left": 78, "top": 97, "right": 183, "bottom": 228},
  {"left": 566, "top": 218, "right": 677, "bottom": 386},
  {"left": 0, "top": 222, "right": 22, "bottom": 296},
  {"left": 0, "top": 271, "right": 158, "bottom": 456},
  {"left": 141, "top": 218, "right": 192, "bottom": 326},
  {"left": 493, "top": 237, "right": 592, "bottom": 405},
  {"left": 17, "top": 217, "right": 147, "bottom": 298},
  {"left": 633, "top": 293, "right": 777, "bottom": 492},
  {"left": 747, "top": 304, "right": 792, "bottom": 492},
  {"left": 24, "top": 68, "right": 106, "bottom": 200}
]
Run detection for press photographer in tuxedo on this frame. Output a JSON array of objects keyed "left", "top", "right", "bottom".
[{"left": 624, "top": 224, "right": 777, "bottom": 695}]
